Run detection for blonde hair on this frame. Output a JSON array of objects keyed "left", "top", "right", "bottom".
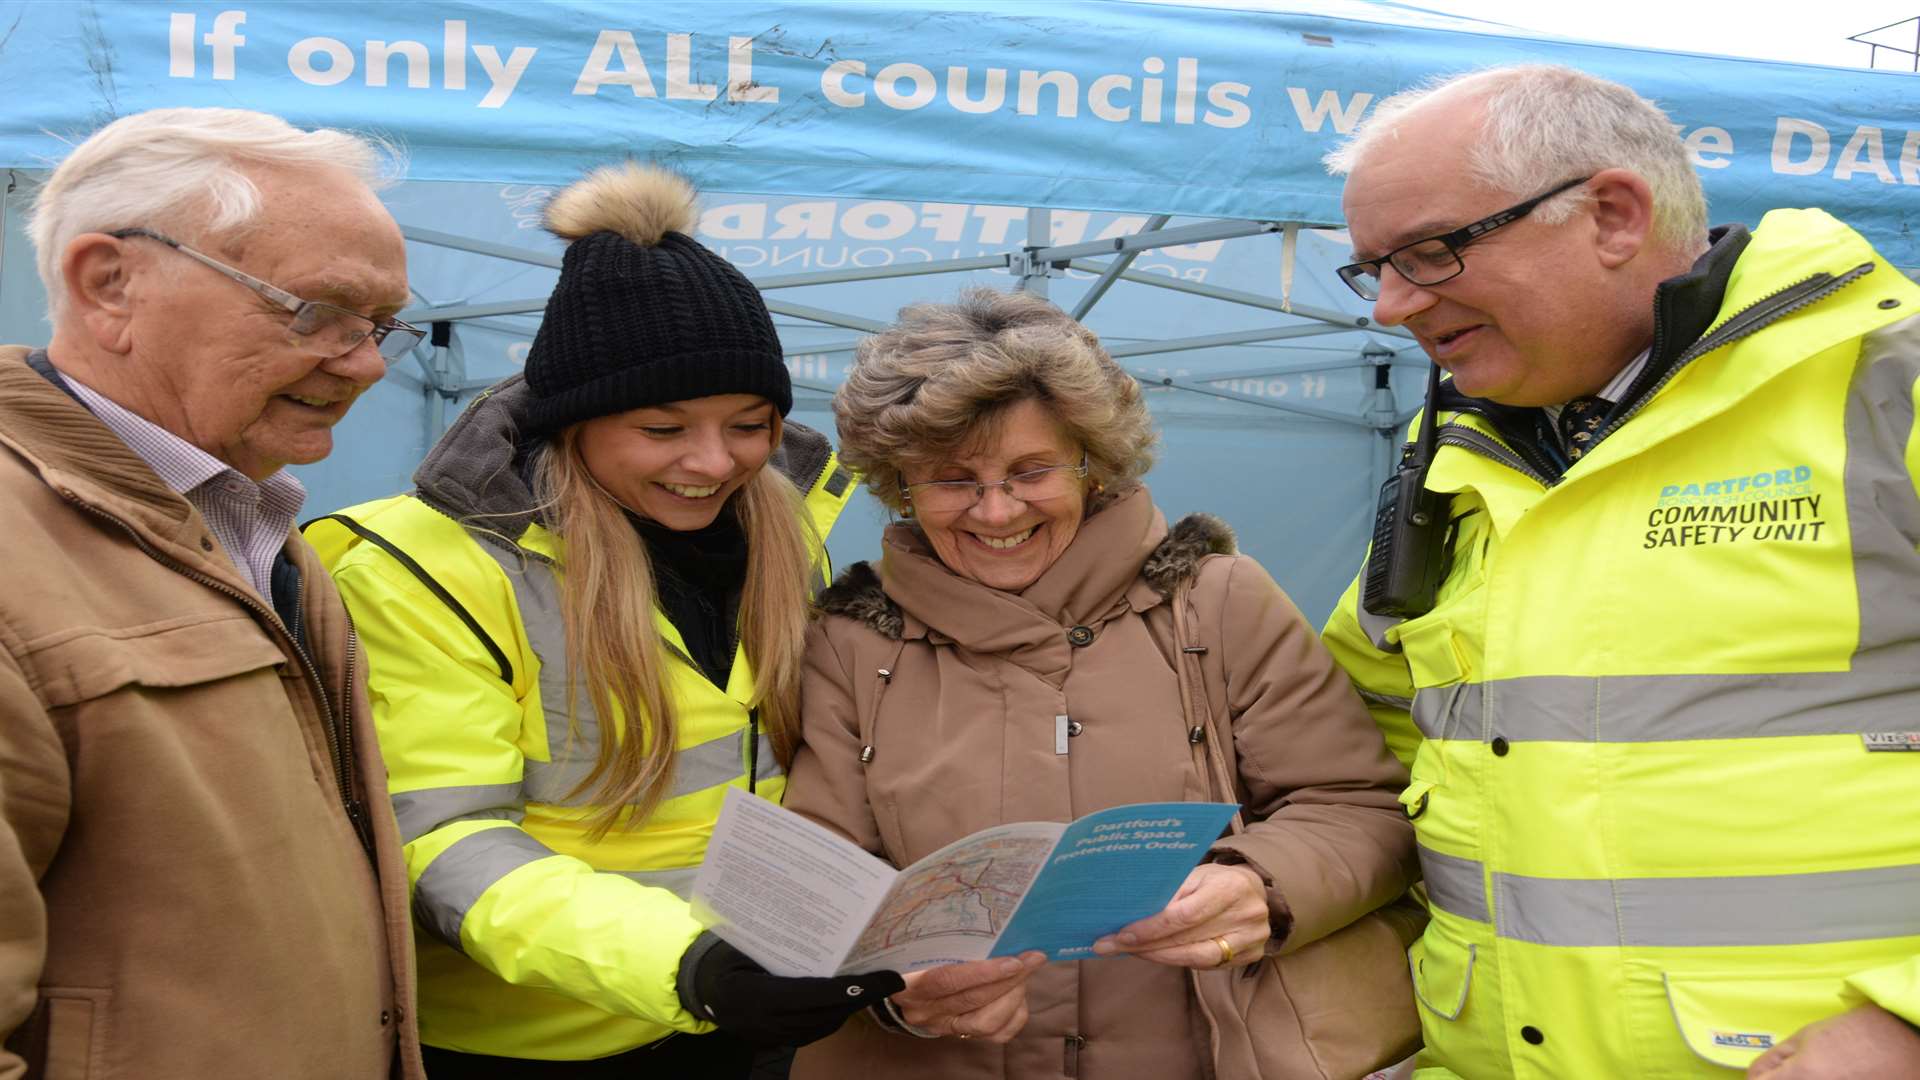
[
  {"left": 531, "top": 423, "right": 818, "bottom": 837},
  {"left": 834, "top": 287, "right": 1157, "bottom": 512}
]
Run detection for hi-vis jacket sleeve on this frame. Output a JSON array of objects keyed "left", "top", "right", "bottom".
[
  {"left": 1845, "top": 347, "right": 1920, "bottom": 1029},
  {"left": 331, "top": 555, "right": 710, "bottom": 1034},
  {"left": 0, "top": 652, "right": 65, "bottom": 1080},
  {"left": 1320, "top": 566, "right": 1422, "bottom": 771},
  {"left": 1197, "top": 555, "right": 1417, "bottom": 952}
]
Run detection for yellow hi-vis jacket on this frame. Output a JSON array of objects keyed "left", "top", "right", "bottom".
[
  {"left": 307, "top": 385, "right": 855, "bottom": 1061},
  {"left": 1323, "top": 209, "right": 1920, "bottom": 1078}
]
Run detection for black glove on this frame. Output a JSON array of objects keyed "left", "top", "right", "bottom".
[{"left": 677, "top": 933, "right": 906, "bottom": 1047}]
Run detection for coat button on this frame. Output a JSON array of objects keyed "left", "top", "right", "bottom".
[
  {"left": 1066, "top": 720, "right": 1084, "bottom": 737},
  {"left": 1066, "top": 625, "right": 1094, "bottom": 647},
  {"left": 1521, "top": 1025, "right": 1544, "bottom": 1045},
  {"left": 1491, "top": 736, "right": 1510, "bottom": 756},
  {"left": 379, "top": 1009, "right": 391, "bottom": 1025}
]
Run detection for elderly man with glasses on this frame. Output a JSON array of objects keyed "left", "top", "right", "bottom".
[
  {"left": 0, "top": 108, "right": 426, "bottom": 1079},
  {"left": 1319, "top": 64, "right": 1920, "bottom": 1079}
]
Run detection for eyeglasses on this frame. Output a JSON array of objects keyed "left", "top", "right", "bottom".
[
  {"left": 900, "top": 455, "right": 1089, "bottom": 514},
  {"left": 108, "top": 227, "right": 426, "bottom": 360},
  {"left": 1335, "top": 176, "right": 1593, "bottom": 301}
]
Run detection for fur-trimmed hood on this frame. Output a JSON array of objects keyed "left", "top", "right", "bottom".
[{"left": 817, "top": 498, "right": 1236, "bottom": 641}]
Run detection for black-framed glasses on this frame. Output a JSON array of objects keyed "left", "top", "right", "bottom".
[
  {"left": 108, "top": 227, "right": 426, "bottom": 360},
  {"left": 1336, "top": 176, "right": 1593, "bottom": 301},
  {"left": 900, "top": 454, "right": 1089, "bottom": 514}
]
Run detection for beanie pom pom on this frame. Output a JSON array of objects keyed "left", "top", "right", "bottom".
[{"left": 544, "top": 162, "right": 698, "bottom": 247}]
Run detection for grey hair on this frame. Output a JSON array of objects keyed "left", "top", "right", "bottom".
[
  {"left": 1324, "top": 64, "right": 1707, "bottom": 252},
  {"left": 29, "top": 107, "right": 401, "bottom": 313},
  {"left": 832, "top": 287, "right": 1157, "bottom": 512}
]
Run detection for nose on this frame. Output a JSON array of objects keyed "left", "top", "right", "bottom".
[
  {"left": 680, "top": 429, "right": 734, "bottom": 478},
  {"left": 970, "top": 483, "right": 1024, "bottom": 526},
  {"left": 324, "top": 334, "right": 389, "bottom": 388},
  {"left": 1370, "top": 265, "right": 1439, "bottom": 328}
]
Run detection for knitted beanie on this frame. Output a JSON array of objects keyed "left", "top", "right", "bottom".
[{"left": 520, "top": 163, "right": 790, "bottom": 438}]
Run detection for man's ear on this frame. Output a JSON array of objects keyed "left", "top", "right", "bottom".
[
  {"left": 60, "top": 233, "right": 138, "bottom": 354},
  {"left": 1586, "top": 168, "right": 1656, "bottom": 270}
]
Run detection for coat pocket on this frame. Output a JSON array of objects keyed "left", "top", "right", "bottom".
[
  {"left": 1661, "top": 969, "right": 1849, "bottom": 1070},
  {"left": 28, "top": 614, "right": 285, "bottom": 707},
  {"left": 1409, "top": 920, "right": 1477, "bottom": 1022},
  {"left": 13, "top": 988, "right": 111, "bottom": 1080}
]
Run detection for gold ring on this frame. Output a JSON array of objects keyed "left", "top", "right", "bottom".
[
  {"left": 1212, "top": 935, "right": 1235, "bottom": 967},
  {"left": 956, "top": 1033, "right": 971, "bottom": 1040}
]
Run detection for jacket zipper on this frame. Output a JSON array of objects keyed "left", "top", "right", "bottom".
[
  {"left": 61, "top": 492, "right": 374, "bottom": 860},
  {"left": 1439, "top": 262, "right": 1875, "bottom": 484},
  {"left": 1590, "top": 263, "right": 1874, "bottom": 447},
  {"left": 1435, "top": 425, "right": 1555, "bottom": 489}
]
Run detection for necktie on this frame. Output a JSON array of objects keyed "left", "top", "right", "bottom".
[{"left": 1558, "top": 395, "right": 1611, "bottom": 461}]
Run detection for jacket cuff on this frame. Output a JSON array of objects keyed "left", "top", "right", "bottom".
[
  {"left": 676, "top": 930, "right": 728, "bottom": 1019},
  {"left": 1207, "top": 847, "right": 1295, "bottom": 949}
]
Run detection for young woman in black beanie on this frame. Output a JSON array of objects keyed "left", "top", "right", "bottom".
[{"left": 309, "top": 164, "right": 1023, "bottom": 1078}]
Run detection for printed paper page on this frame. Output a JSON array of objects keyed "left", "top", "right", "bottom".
[
  {"left": 836, "top": 820, "right": 1065, "bottom": 975},
  {"left": 990, "top": 801, "right": 1239, "bottom": 961},
  {"left": 691, "top": 787, "right": 898, "bottom": 977}
]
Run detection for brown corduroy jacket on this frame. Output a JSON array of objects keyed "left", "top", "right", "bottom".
[
  {"left": 0, "top": 348, "right": 424, "bottom": 1080},
  {"left": 785, "top": 486, "right": 1417, "bottom": 1080}
]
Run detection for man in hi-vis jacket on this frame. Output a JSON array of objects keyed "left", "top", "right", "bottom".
[{"left": 1321, "top": 64, "right": 1920, "bottom": 1079}]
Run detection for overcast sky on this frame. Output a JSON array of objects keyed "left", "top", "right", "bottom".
[{"left": 1406, "top": 0, "right": 1918, "bottom": 70}]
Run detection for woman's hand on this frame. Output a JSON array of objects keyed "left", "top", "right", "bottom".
[
  {"left": 1090, "top": 863, "right": 1271, "bottom": 969},
  {"left": 888, "top": 951, "right": 1047, "bottom": 1042}
]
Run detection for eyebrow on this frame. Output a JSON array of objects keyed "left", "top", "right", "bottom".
[
  {"left": 303, "top": 277, "right": 407, "bottom": 316},
  {"left": 1351, "top": 218, "right": 1463, "bottom": 262}
]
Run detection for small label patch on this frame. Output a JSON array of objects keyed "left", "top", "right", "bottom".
[
  {"left": 1862, "top": 732, "right": 1920, "bottom": 752},
  {"left": 1711, "top": 1031, "right": 1775, "bottom": 1050}
]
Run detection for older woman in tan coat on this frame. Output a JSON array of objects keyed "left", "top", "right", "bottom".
[{"left": 784, "top": 288, "right": 1419, "bottom": 1080}]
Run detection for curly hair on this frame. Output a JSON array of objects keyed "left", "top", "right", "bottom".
[{"left": 833, "top": 288, "right": 1157, "bottom": 511}]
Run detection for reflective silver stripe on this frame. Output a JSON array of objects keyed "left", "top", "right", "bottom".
[
  {"left": 1418, "top": 845, "right": 1489, "bottom": 923},
  {"left": 482, "top": 544, "right": 761, "bottom": 807},
  {"left": 414, "top": 827, "right": 558, "bottom": 950},
  {"left": 755, "top": 732, "right": 783, "bottom": 782},
  {"left": 1494, "top": 863, "right": 1920, "bottom": 948},
  {"left": 525, "top": 726, "right": 763, "bottom": 806},
  {"left": 1354, "top": 585, "right": 1404, "bottom": 653},
  {"left": 391, "top": 783, "right": 526, "bottom": 844},
  {"left": 1410, "top": 683, "right": 1471, "bottom": 741},
  {"left": 1423, "top": 673, "right": 1920, "bottom": 743},
  {"left": 611, "top": 865, "right": 702, "bottom": 899},
  {"left": 1358, "top": 688, "right": 1414, "bottom": 712},
  {"left": 1845, "top": 315, "right": 1920, "bottom": 674},
  {"left": 1421, "top": 849, "right": 1920, "bottom": 947},
  {"left": 1494, "top": 873, "right": 1617, "bottom": 947}
]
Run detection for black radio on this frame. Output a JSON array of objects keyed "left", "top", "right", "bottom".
[{"left": 1361, "top": 363, "right": 1450, "bottom": 620}]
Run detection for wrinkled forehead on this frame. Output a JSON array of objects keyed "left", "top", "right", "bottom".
[{"left": 1340, "top": 125, "right": 1499, "bottom": 257}]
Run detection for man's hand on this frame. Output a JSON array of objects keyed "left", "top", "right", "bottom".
[
  {"left": 888, "top": 952, "right": 1046, "bottom": 1042},
  {"left": 1747, "top": 1004, "right": 1920, "bottom": 1078},
  {"left": 1090, "top": 863, "right": 1271, "bottom": 969}
]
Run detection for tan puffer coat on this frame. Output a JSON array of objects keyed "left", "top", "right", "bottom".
[{"left": 785, "top": 485, "right": 1416, "bottom": 1080}]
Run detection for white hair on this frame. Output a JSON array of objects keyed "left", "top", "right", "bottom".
[
  {"left": 28, "top": 107, "right": 401, "bottom": 312},
  {"left": 1324, "top": 64, "right": 1708, "bottom": 253}
]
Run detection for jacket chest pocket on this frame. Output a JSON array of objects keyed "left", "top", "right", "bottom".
[
  {"left": 29, "top": 616, "right": 334, "bottom": 796},
  {"left": 32, "top": 614, "right": 288, "bottom": 707}
]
